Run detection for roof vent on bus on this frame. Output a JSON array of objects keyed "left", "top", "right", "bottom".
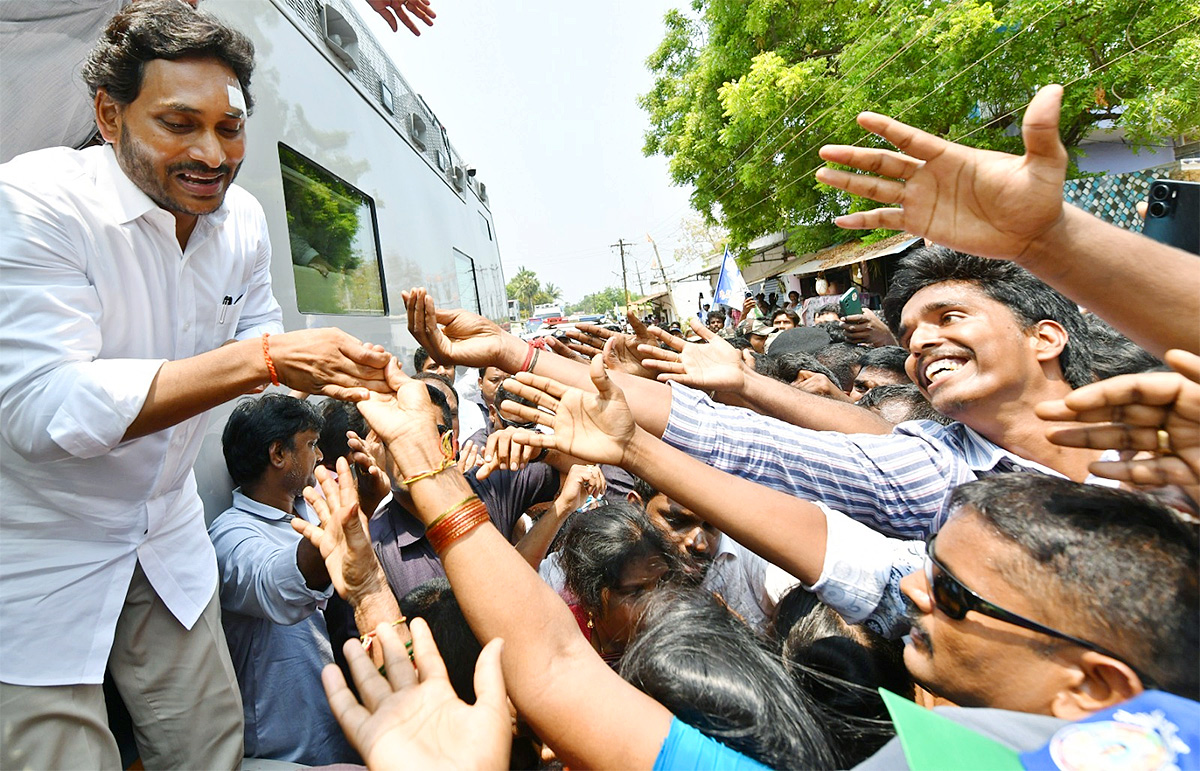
[
  {"left": 451, "top": 165, "right": 466, "bottom": 191},
  {"left": 435, "top": 150, "right": 449, "bottom": 172},
  {"left": 321, "top": 4, "right": 359, "bottom": 70},
  {"left": 409, "top": 113, "right": 428, "bottom": 149},
  {"left": 477, "top": 181, "right": 488, "bottom": 201}
]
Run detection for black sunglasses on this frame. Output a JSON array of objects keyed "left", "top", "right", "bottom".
[{"left": 924, "top": 535, "right": 1149, "bottom": 683}]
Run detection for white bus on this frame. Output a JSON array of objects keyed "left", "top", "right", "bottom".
[{"left": 194, "top": 0, "right": 507, "bottom": 520}]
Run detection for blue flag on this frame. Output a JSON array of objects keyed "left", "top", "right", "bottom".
[{"left": 712, "top": 247, "right": 747, "bottom": 308}]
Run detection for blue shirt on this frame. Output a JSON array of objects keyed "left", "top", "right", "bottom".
[
  {"left": 662, "top": 383, "right": 1118, "bottom": 539},
  {"left": 654, "top": 717, "right": 770, "bottom": 771},
  {"left": 208, "top": 490, "right": 356, "bottom": 765}
]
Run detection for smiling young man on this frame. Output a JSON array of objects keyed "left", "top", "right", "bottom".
[{"left": 0, "top": 2, "right": 390, "bottom": 766}]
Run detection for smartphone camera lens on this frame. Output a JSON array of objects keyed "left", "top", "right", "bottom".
[
  {"left": 1148, "top": 200, "right": 1169, "bottom": 218},
  {"left": 1150, "top": 183, "right": 1171, "bottom": 201}
]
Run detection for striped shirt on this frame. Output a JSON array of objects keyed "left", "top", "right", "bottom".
[{"left": 661, "top": 383, "right": 1118, "bottom": 540}]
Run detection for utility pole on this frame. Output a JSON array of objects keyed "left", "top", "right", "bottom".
[
  {"left": 612, "top": 238, "right": 631, "bottom": 311},
  {"left": 633, "top": 260, "right": 646, "bottom": 296},
  {"left": 647, "top": 236, "right": 677, "bottom": 322}
]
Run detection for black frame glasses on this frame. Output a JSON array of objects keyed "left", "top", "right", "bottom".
[{"left": 924, "top": 535, "right": 1147, "bottom": 682}]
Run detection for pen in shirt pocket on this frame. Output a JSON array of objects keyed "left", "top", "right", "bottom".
[{"left": 218, "top": 293, "right": 244, "bottom": 324}]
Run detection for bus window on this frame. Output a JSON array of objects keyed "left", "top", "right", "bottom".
[
  {"left": 278, "top": 143, "right": 386, "bottom": 316},
  {"left": 453, "top": 249, "right": 481, "bottom": 314}
]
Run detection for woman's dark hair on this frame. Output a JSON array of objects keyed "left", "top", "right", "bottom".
[
  {"left": 82, "top": 0, "right": 255, "bottom": 112},
  {"left": 773, "top": 587, "right": 912, "bottom": 766},
  {"left": 557, "top": 502, "right": 687, "bottom": 615},
  {"left": 620, "top": 587, "right": 837, "bottom": 770},
  {"left": 881, "top": 247, "right": 1093, "bottom": 388},
  {"left": 400, "top": 579, "right": 481, "bottom": 703},
  {"left": 221, "top": 394, "right": 323, "bottom": 487}
]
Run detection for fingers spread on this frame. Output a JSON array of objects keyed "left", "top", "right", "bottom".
[
  {"left": 832, "top": 208, "right": 906, "bottom": 231},
  {"left": 509, "top": 372, "right": 567, "bottom": 404},
  {"left": 1047, "top": 424, "right": 1161, "bottom": 452},
  {"left": 322, "top": 664, "right": 371, "bottom": 742},
  {"left": 817, "top": 144, "right": 923, "bottom": 180},
  {"left": 814, "top": 167, "right": 905, "bottom": 205},
  {"left": 857, "top": 110, "right": 948, "bottom": 161}
]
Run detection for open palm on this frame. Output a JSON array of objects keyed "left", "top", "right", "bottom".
[
  {"left": 638, "top": 318, "right": 747, "bottom": 392},
  {"left": 498, "top": 354, "right": 636, "bottom": 467},
  {"left": 816, "top": 84, "right": 1069, "bottom": 262},
  {"left": 404, "top": 287, "right": 511, "bottom": 369}
]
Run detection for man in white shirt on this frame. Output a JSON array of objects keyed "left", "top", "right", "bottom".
[{"left": 0, "top": 2, "right": 391, "bottom": 767}]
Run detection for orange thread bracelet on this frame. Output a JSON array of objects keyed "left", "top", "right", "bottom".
[
  {"left": 427, "top": 497, "right": 490, "bottom": 554},
  {"left": 262, "top": 333, "right": 280, "bottom": 386},
  {"left": 400, "top": 431, "right": 456, "bottom": 487}
]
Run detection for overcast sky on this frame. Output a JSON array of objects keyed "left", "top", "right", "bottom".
[{"left": 362, "top": 0, "right": 697, "bottom": 303}]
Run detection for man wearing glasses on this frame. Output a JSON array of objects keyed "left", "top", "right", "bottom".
[{"left": 812, "top": 473, "right": 1194, "bottom": 717}]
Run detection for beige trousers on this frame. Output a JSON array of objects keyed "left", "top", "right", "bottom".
[{"left": 1, "top": 562, "right": 244, "bottom": 770}]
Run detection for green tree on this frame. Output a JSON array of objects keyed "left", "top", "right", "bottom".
[
  {"left": 565, "top": 286, "right": 627, "bottom": 316},
  {"left": 641, "top": 0, "right": 1200, "bottom": 257},
  {"left": 506, "top": 267, "right": 541, "bottom": 316}
]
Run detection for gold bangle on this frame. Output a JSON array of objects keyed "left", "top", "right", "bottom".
[{"left": 427, "top": 498, "right": 490, "bottom": 554}]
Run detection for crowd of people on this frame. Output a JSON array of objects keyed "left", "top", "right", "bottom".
[{"left": 1, "top": 1, "right": 1198, "bottom": 770}]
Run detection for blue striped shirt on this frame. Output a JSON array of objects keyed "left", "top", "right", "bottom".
[{"left": 661, "top": 383, "right": 1117, "bottom": 540}]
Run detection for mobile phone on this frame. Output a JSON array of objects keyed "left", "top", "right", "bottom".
[
  {"left": 838, "top": 287, "right": 862, "bottom": 317},
  {"left": 1142, "top": 179, "right": 1199, "bottom": 255}
]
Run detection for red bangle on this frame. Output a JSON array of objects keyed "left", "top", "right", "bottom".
[
  {"left": 520, "top": 338, "right": 548, "bottom": 373},
  {"left": 262, "top": 333, "right": 280, "bottom": 387},
  {"left": 427, "top": 497, "right": 490, "bottom": 554}
]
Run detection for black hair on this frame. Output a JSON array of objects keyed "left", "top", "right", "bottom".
[
  {"left": 423, "top": 383, "right": 453, "bottom": 433},
  {"left": 1081, "top": 314, "right": 1164, "bottom": 380},
  {"left": 772, "top": 588, "right": 910, "bottom": 766},
  {"left": 413, "top": 346, "right": 431, "bottom": 372},
  {"left": 771, "top": 308, "right": 801, "bottom": 327},
  {"left": 221, "top": 394, "right": 323, "bottom": 487},
  {"left": 856, "top": 383, "right": 950, "bottom": 425},
  {"left": 748, "top": 351, "right": 783, "bottom": 381},
  {"left": 82, "top": 0, "right": 254, "bottom": 111},
  {"left": 620, "top": 588, "right": 837, "bottom": 770},
  {"left": 558, "top": 502, "right": 688, "bottom": 615},
  {"left": 856, "top": 345, "right": 909, "bottom": 377},
  {"left": 728, "top": 336, "right": 754, "bottom": 351},
  {"left": 317, "top": 399, "right": 368, "bottom": 470},
  {"left": 769, "top": 352, "right": 841, "bottom": 386},
  {"left": 707, "top": 309, "right": 727, "bottom": 324},
  {"left": 400, "top": 579, "right": 481, "bottom": 702},
  {"left": 881, "top": 247, "right": 1093, "bottom": 388},
  {"left": 631, "top": 476, "right": 659, "bottom": 508},
  {"left": 414, "top": 371, "right": 458, "bottom": 410},
  {"left": 494, "top": 382, "right": 537, "bottom": 430},
  {"left": 951, "top": 475, "right": 1199, "bottom": 698},
  {"left": 814, "top": 321, "right": 848, "bottom": 344},
  {"left": 813, "top": 343, "right": 861, "bottom": 392}
]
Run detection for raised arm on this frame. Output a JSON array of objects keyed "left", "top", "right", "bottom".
[
  {"left": 816, "top": 84, "right": 1199, "bottom": 357},
  {"left": 499, "top": 357, "right": 832, "bottom": 587},
  {"left": 639, "top": 318, "right": 893, "bottom": 434},
  {"left": 352, "top": 364, "right": 674, "bottom": 769},
  {"left": 404, "top": 287, "right": 676, "bottom": 436}
]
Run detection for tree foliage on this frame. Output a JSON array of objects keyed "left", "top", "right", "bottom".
[
  {"left": 640, "top": 0, "right": 1200, "bottom": 257},
  {"left": 506, "top": 267, "right": 563, "bottom": 316},
  {"left": 279, "top": 145, "right": 364, "bottom": 273},
  {"left": 565, "top": 286, "right": 627, "bottom": 316}
]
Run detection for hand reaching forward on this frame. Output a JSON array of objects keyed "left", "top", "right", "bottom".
[
  {"left": 295, "top": 458, "right": 389, "bottom": 605},
  {"left": 365, "top": 0, "right": 436, "bottom": 35},
  {"left": 404, "top": 287, "right": 518, "bottom": 370},
  {"left": 637, "top": 317, "right": 748, "bottom": 393},
  {"left": 323, "top": 618, "right": 510, "bottom": 771},
  {"left": 497, "top": 351, "right": 636, "bottom": 467},
  {"left": 816, "top": 84, "right": 1068, "bottom": 264},
  {"left": 1037, "top": 349, "right": 1200, "bottom": 501},
  {"left": 269, "top": 329, "right": 392, "bottom": 401},
  {"left": 566, "top": 314, "right": 662, "bottom": 379}
]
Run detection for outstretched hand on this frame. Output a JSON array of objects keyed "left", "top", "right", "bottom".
[
  {"left": 816, "top": 84, "right": 1069, "bottom": 264},
  {"left": 323, "top": 618, "right": 510, "bottom": 771},
  {"left": 637, "top": 317, "right": 748, "bottom": 393},
  {"left": 271, "top": 329, "right": 392, "bottom": 401},
  {"left": 295, "top": 458, "right": 389, "bottom": 605},
  {"left": 1038, "top": 349, "right": 1200, "bottom": 501},
  {"left": 498, "top": 351, "right": 636, "bottom": 467},
  {"left": 365, "top": 0, "right": 436, "bottom": 36},
  {"left": 565, "top": 314, "right": 662, "bottom": 379},
  {"left": 403, "top": 287, "right": 516, "bottom": 370}
]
